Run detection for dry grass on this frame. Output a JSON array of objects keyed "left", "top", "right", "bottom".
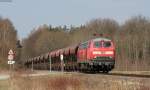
[
  {"left": 7, "top": 72, "right": 82, "bottom": 90},
  {"left": 0, "top": 72, "right": 150, "bottom": 90},
  {"left": 0, "top": 80, "right": 9, "bottom": 90}
]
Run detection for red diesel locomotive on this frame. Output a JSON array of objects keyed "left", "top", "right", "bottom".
[
  {"left": 25, "top": 37, "right": 115, "bottom": 73},
  {"left": 77, "top": 38, "right": 115, "bottom": 72}
]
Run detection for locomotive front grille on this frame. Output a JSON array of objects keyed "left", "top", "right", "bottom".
[
  {"left": 93, "top": 56, "right": 113, "bottom": 61},
  {"left": 90, "top": 56, "right": 115, "bottom": 66}
]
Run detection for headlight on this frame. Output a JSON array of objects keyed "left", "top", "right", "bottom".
[
  {"left": 94, "top": 56, "right": 97, "bottom": 58},
  {"left": 109, "top": 56, "right": 113, "bottom": 58}
]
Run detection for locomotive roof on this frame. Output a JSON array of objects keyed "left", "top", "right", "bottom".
[
  {"left": 92, "top": 38, "right": 111, "bottom": 42},
  {"left": 80, "top": 38, "right": 111, "bottom": 45},
  {"left": 80, "top": 38, "right": 112, "bottom": 45}
]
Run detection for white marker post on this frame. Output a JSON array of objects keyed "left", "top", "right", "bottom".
[
  {"left": 31, "top": 61, "right": 33, "bottom": 72},
  {"left": 60, "top": 54, "right": 64, "bottom": 72},
  {"left": 49, "top": 55, "right": 51, "bottom": 72}
]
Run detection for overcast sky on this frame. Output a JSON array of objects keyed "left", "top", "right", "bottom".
[{"left": 0, "top": 0, "right": 149, "bottom": 39}]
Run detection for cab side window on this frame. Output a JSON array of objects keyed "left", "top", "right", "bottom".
[{"left": 79, "top": 42, "right": 89, "bottom": 49}]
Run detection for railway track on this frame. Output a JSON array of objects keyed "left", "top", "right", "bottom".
[
  {"left": 26, "top": 70, "right": 150, "bottom": 79},
  {"left": 62, "top": 71, "right": 150, "bottom": 78},
  {"left": 104, "top": 72, "right": 150, "bottom": 78}
]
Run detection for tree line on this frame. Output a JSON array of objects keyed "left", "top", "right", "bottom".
[{"left": 0, "top": 17, "right": 17, "bottom": 69}]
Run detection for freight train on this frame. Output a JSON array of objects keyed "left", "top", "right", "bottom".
[{"left": 25, "top": 37, "right": 115, "bottom": 73}]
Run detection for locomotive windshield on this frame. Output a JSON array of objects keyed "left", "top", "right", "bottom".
[
  {"left": 94, "top": 41, "right": 111, "bottom": 48},
  {"left": 94, "top": 41, "right": 102, "bottom": 48},
  {"left": 103, "top": 42, "right": 111, "bottom": 47}
]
